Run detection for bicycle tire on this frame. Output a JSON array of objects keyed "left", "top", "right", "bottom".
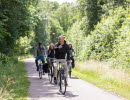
[
  {"left": 48, "top": 67, "right": 52, "bottom": 83},
  {"left": 39, "top": 71, "right": 42, "bottom": 79},
  {"left": 39, "top": 64, "right": 42, "bottom": 79},
  {"left": 59, "top": 71, "right": 67, "bottom": 95}
]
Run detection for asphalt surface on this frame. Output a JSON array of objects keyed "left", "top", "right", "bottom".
[{"left": 24, "top": 58, "right": 126, "bottom": 100}]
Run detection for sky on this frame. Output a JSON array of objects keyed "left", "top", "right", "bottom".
[{"left": 49, "top": 0, "right": 77, "bottom": 4}]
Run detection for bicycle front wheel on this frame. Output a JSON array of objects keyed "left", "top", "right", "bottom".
[
  {"left": 39, "top": 65, "right": 42, "bottom": 79},
  {"left": 59, "top": 73, "right": 67, "bottom": 95},
  {"left": 48, "top": 67, "right": 52, "bottom": 83},
  {"left": 39, "top": 71, "right": 42, "bottom": 79}
]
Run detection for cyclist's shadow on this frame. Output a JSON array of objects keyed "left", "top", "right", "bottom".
[{"left": 57, "top": 91, "right": 79, "bottom": 98}]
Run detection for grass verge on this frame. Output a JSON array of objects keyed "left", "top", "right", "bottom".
[
  {"left": 72, "top": 61, "right": 130, "bottom": 100},
  {"left": 0, "top": 61, "right": 30, "bottom": 100}
]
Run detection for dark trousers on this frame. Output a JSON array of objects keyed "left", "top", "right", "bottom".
[{"left": 70, "top": 57, "right": 75, "bottom": 68}]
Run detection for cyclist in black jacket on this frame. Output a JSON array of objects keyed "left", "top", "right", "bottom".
[
  {"left": 48, "top": 43, "right": 55, "bottom": 58},
  {"left": 53, "top": 36, "right": 70, "bottom": 84}
]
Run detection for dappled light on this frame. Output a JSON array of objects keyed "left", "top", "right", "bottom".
[{"left": 0, "top": 0, "right": 130, "bottom": 99}]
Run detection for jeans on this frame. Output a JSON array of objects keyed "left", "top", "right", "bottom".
[{"left": 35, "top": 56, "right": 45, "bottom": 70}]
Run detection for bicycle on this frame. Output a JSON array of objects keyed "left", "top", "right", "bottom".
[
  {"left": 68, "top": 60, "right": 72, "bottom": 78},
  {"left": 56, "top": 60, "right": 67, "bottom": 95},
  {"left": 38, "top": 59, "right": 43, "bottom": 79},
  {"left": 47, "top": 58, "right": 55, "bottom": 83}
]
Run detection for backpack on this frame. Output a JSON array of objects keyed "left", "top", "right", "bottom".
[{"left": 43, "top": 63, "right": 48, "bottom": 73}]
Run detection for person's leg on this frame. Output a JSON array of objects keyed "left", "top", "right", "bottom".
[
  {"left": 35, "top": 56, "right": 40, "bottom": 71},
  {"left": 71, "top": 57, "right": 75, "bottom": 68},
  {"left": 61, "top": 61, "right": 68, "bottom": 83},
  {"left": 53, "top": 61, "right": 58, "bottom": 84}
]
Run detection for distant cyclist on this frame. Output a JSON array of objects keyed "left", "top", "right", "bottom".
[
  {"left": 53, "top": 36, "right": 70, "bottom": 84},
  {"left": 68, "top": 43, "right": 76, "bottom": 68},
  {"left": 34, "top": 42, "right": 47, "bottom": 72}
]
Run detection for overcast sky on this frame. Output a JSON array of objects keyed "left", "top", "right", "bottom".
[{"left": 49, "top": 0, "right": 77, "bottom": 4}]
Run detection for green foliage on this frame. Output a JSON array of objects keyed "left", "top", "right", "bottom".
[
  {"left": 0, "top": 0, "right": 37, "bottom": 56},
  {"left": 65, "top": 21, "right": 85, "bottom": 59},
  {"left": 110, "top": 9, "right": 130, "bottom": 70},
  {"left": 49, "top": 18, "right": 64, "bottom": 43},
  {"left": 63, "top": 0, "right": 130, "bottom": 71},
  {"left": 78, "top": 0, "right": 101, "bottom": 34},
  {"left": 89, "top": 7, "right": 126, "bottom": 59},
  {"left": 71, "top": 6, "right": 130, "bottom": 70},
  {"left": 0, "top": 0, "right": 130, "bottom": 98}
]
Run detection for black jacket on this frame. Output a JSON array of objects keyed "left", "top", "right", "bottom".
[
  {"left": 48, "top": 50, "right": 55, "bottom": 58},
  {"left": 69, "top": 48, "right": 76, "bottom": 58},
  {"left": 55, "top": 41, "right": 70, "bottom": 60}
]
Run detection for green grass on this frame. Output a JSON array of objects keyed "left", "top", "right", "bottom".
[
  {"left": 0, "top": 61, "right": 30, "bottom": 100},
  {"left": 73, "top": 61, "right": 130, "bottom": 100}
]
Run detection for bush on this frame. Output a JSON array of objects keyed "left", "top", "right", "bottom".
[{"left": 66, "top": 6, "right": 130, "bottom": 70}]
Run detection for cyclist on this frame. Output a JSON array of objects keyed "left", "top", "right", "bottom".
[
  {"left": 54, "top": 36, "right": 70, "bottom": 84},
  {"left": 68, "top": 43, "right": 76, "bottom": 68},
  {"left": 48, "top": 43, "right": 55, "bottom": 59},
  {"left": 47, "top": 43, "right": 55, "bottom": 68},
  {"left": 34, "top": 42, "right": 47, "bottom": 72}
]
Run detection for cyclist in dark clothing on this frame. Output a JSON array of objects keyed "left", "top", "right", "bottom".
[
  {"left": 48, "top": 43, "right": 55, "bottom": 58},
  {"left": 68, "top": 43, "right": 76, "bottom": 68},
  {"left": 53, "top": 36, "right": 70, "bottom": 84},
  {"left": 55, "top": 40, "right": 70, "bottom": 60},
  {"left": 34, "top": 42, "right": 47, "bottom": 71}
]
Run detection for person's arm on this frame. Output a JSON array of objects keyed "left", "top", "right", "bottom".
[
  {"left": 55, "top": 43, "right": 59, "bottom": 50},
  {"left": 73, "top": 49, "right": 77, "bottom": 56}
]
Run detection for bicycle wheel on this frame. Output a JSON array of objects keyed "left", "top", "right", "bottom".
[
  {"left": 48, "top": 66, "right": 52, "bottom": 83},
  {"left": 39, "top": 65, "right": 42, "bottom": 79},
  {"left": 59, "top": 70, "right": 67, "bottom": 95}
]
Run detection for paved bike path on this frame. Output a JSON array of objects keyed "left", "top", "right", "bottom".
[{"left": 24, "top": 58, "right": 126, "bottom": 100}]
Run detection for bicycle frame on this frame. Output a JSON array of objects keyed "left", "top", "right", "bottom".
[{"left": 38, "top": 59, "right": 43, "bottom": 72}]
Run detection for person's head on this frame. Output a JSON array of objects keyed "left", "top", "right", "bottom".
[
  {"left": 58, "top": 36, "right": 65, "bottom": 44},
  {"left": 38, "top": 42, "right": 43, "bottom": 48},
  {"left": 48, "top": 43, "right": 55, "bottom": 50},
  {"left": 68, "top": 43, "right": 72, "bottom": 49}
]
